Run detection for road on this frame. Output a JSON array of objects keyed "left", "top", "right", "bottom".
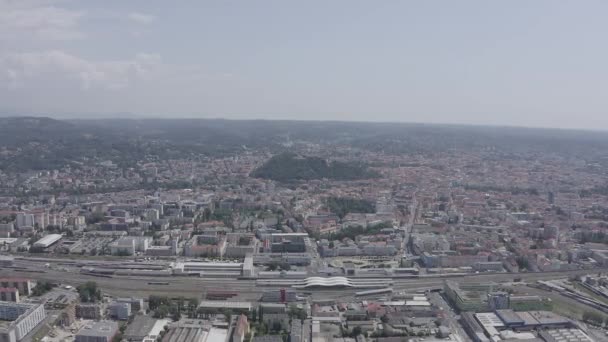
[
  {"left": 428, "top": 291, "right": 469, "bottom": 342},
  {"left": 402, "top": 191, "right": 417, "bottom": 256}
]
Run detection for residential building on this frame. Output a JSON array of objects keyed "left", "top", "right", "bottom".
[
  {"left": 0, "top": 301, "right": 46, "bottom": 342},
  {"left": 0, "top": 289, "right": 19, "bottom": 302},
  {"left": 0, "top": 280, "right": 31, "bottom": 296}
]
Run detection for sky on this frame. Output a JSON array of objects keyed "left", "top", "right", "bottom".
[{"left": 1, "top": 0, "right": 608, "bottom": 129}]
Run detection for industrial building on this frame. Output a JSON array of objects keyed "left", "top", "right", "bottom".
[
  {"left": 538, "top": 329, "right": 594, "bottom": 342},
  {"left": 75, "top": 321, "right": 119, "bottom": 342},
  {"left": 123, "top": 315, "right": 158, "bottom": 342},
  {"left": 444, "top": 281, "right": 549, "bottom": 312},
  {"left": 172, "top": 259, "right": 255, "bottom": 278},
  {"left": 0, "top": 301, "right": 46, "bottom": 342},
  {"left": 162, "top": 319, "right": 228, "bottom": 342},
  {"left": 110, "top": 237, "right": 151, "bottom": 256},
  {"left": 114, "top": 297, "right": 144, "bottom": 313},
  {"left": 460, "top": 309, "right": 579, "bottom": 342},
  {"left": 32, "top": 234, "right": 62, "bottom": 249},
  {"left": 108, "top": 302, "right": 130, "bottom": 320},
  {"left": 197, "top": 301, "right": 252, "bottom": 314},
  {"left": 75, "top": 304, "right": 103, "bottom": 320}
]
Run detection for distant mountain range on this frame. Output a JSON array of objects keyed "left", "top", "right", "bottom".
[
  {"left": 0, "top": 110, "right": 140, "bottom": 119},
  {"left": 2, "top": 116, "right": 608, "bottom": 173}
]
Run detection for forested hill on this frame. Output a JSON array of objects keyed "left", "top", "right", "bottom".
[
  {"left": 3, "top": 116, "right": 608, "bottom": 172},
  {"left": 250, "top": 153, "right": 379, "bottom": 182}
]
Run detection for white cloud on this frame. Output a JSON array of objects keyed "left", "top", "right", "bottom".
[
  {"left": 0, "top": 1, "right": 85, "bottom": 41},
  {"left": 0, "top": 50, "right": 162, "bottom": 90},
  {"left": 128, "top": 12, "right": 156, "bottom": 25}
]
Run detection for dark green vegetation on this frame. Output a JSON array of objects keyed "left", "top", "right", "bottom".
[
  {"left": 77, "top": 281, "right": 102, "bottom": 303},
  {"left": 32, "top": 281, "right": 56, "bottom": 296},
  {"left": 251, "top": 153, "right": 378, "bottom": 182},
  {"left": 577, "top": 231, "right": 608, "bottom": 244},
  {"left": 326, "top": 197, "right": 375, "bottom": 219},
  {"left": 580, "top": 186, "right": 608, "bottom": 198},
  {"left": 148, "top": 295, "right": 200, "bottom": 320},
  {"left": 582, "top": 311, "right": 607, "bottom": 326},
  {"left": 463, "top": 184, "right": 540, "bottom": 196}
]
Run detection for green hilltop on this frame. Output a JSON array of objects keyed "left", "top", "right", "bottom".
[{"left": 251, "top": 153, "right": 379, "bottom": 182}]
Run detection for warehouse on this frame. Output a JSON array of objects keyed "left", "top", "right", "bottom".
[
  {"left": 75, "top": 321, "right": 118, "bottom": 342},
  {"left": 33, "top": 234, "right": 62, "bottom": 249}
]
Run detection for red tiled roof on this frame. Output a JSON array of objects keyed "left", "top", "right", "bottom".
[{"left": 0, "top": 278, "right": 31, "bottom": 282}]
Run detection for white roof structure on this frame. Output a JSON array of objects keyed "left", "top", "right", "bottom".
[
  {"left": 405, "top": 300, "right": 431, "bottom": 306},
  {"left": 298, "top": 277, "right": 353, "bottom": 288},
  {"left": 33, "top": 234, "right": 62, "bottom": 248},
  {"left": 205, "top": 327, "right": 227, "bottom": 342},
  {"left": 381, "top": 301, "right": 406, "bottom": 306},
  {"left": 279, "top": 277, "right": 392, "bottom": 289}
]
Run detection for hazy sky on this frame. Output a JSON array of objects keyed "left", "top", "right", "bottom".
[{"left": 1, "top": 1, "right": 607, "bottom": 129}]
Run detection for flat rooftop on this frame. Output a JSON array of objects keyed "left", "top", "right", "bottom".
[
  {"left": 198, "top": 301, "right": 251, "bottom": 310},
  {"left": 77, "top": 321, "right": 118, "bottom": 337}
]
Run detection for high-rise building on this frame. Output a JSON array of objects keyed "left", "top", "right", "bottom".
[
  {"left": 0, "top": 301, "right": 46, "bottom": 342},
  {"left": 15, "top": 213, "right": 34, "bottom": 229},
  {"left": 0, "top": 279, "right": 32, "bottom": 296}
]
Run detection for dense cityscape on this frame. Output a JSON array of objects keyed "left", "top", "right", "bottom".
[{"left": 1, "top": 118, "right": 608, "bottom": 342}]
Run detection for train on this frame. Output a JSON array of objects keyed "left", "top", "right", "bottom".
[
  {"left": 205, "top": 290, "right": 238, "bottom": 300},
  {"left": 355, "top": 287, "right": 394, "bottom": 297}
]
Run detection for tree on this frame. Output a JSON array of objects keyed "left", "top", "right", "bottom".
[
  {"left": 77, "top": 281, "right": 101, "bottom": 302},
  {"left": 271, "top": 321, "right": 282, "bottom": 332},
  {"left": 582, "top": 311, "right": 604, "bottom": 326},
  {"left": 351, "top": 326, "right": 362, "bottom": 337},
  {"left": 187, "top": 298, "right": 199, "bottom": 317},
  {"left": 288, "top": 305, "right": 306, "bottom": 321},
  {"left": 153, "top": 305, "right": 170, "bottom": 318},
  {"left": 326, "top": 197, "right": 375, "bottom": 220},
  {"left": 32, "top": 281, "right": 56, "bottom": 296},
  {"left": 202, "top": 208, "right": 211, "bottom": 222},
  {"left": 177, "top": 296, "right": 185, "bottom": 313},
  {"left": 515, "top": 256, "right": 529, "bottom": 271},
  {"left": 149, "top": 295, "right": 172, "bottom": 311},
  {"left": 87, "top": 212, "right": 106, "bottom": 224}
]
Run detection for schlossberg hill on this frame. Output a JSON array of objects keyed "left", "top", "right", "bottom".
[{"left": 250, "top": 152, "right": 379, "bottom": 182}]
